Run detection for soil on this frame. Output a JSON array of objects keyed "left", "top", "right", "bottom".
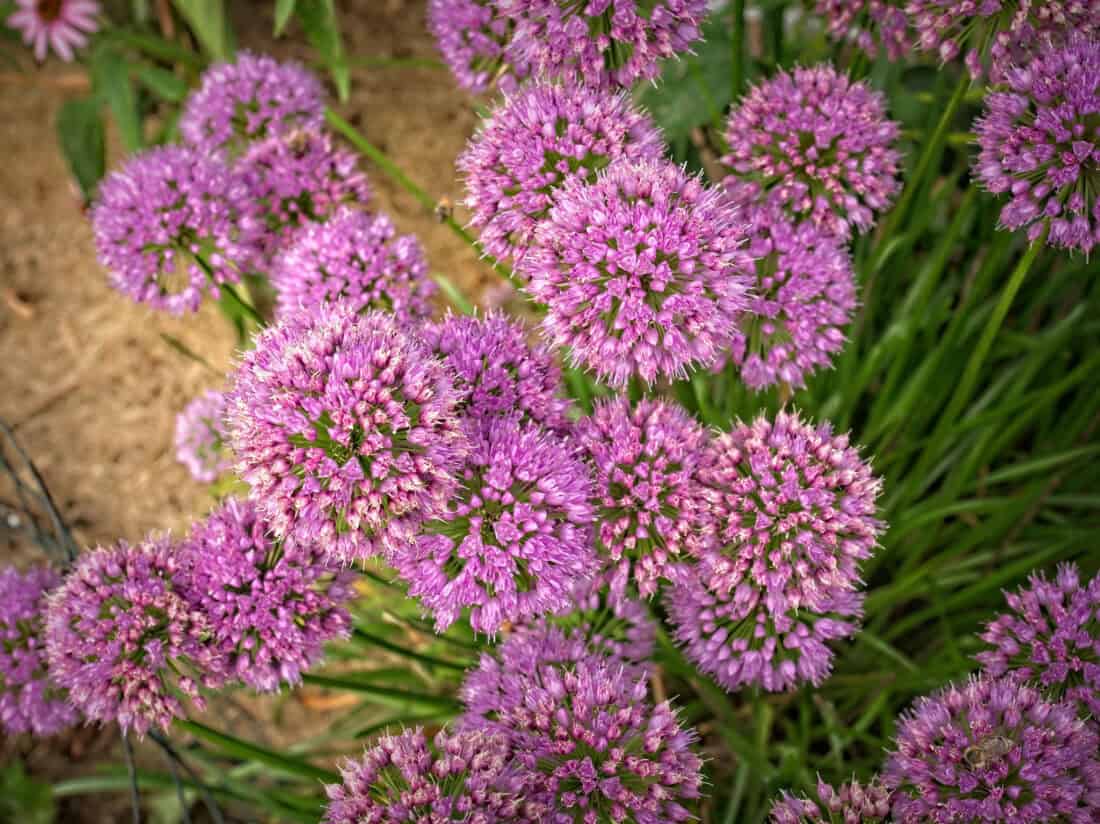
[{"left": 0, "top": 1, "right": 492, "bottom": 819}]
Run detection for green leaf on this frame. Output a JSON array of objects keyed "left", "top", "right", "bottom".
[
  {"left": 101, "top": 27, "right": 205, "bottom": 68},
  {"left": 177, "top": 719, "right": 336, "bottom": 782},
  {"left": 171, "top": 0, "right": 234, "bottom": 61},
  {"left": 55, "top": 97, "right": 106, "bottom": 203},
  {"left": 431, "top": 273, "right": 475, "bottom": 315},
  {"left": 274, "top": 0, "right": 297, "bottom": 35},
  {"left": 1, "top": 761, "right": 55, "bottom": 824},
  {"left": 90, "top": 48, "right": 142, "bottom": 152},
  {"left": 302, "top": 673, "right": 462, "bottom": 713},
  {"left": 135, "top": 64, "right": 189, "bottom": 102},
  {"left": 295, "top": 0, "right": 349, "bottom": 100}
]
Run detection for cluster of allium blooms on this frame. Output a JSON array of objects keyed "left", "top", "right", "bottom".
[
  {"left": 458, "top": 81, "right": 663, "bottom": 262},
  {"left": 906, "top": 0, "right": 1100, "bottom": 80},
  {"left": 977, "top": 562, "right": 1100, "bottom": 719},
  {"left": 770, "top": 776, "right": 891, "bottom": 824},
  {"left": 0, "top": 566, "right": 78, "bottom": 736},
  {"left": 183, "top": 499, "right": 355, "bottom": 692},
  {"left": 272, "top": 208, "right": 434, "bottom": 323},
  {"left": 420, "top": 311, "right": 571, "bottom": 432},
  {"left": 391, "top": 415, "right": 595, "bottom": 635},
  {"left": 45, "top": 536, "right": 224, "bottom": 737},
  {"left": 973, "top": 36, "right": 1100, "bottom": 254},
  {"left": 175, "top": 390, "right": 231, "bottom": 483},
  {"left": 884, "top": 676, "right": 1100, "bottom": 822},
  {"left": 723, "top": 64, "right": 901, "bottom": 239},
  {"left": 812, "top": 0, "right": 910, "bottom": 61},
  {"left": 731, "top": 207, "right": 857, "bottom": 391},
  {"left": 496, "top": 0, "right": 709, "bottom": 88},
  {"left": 91, "top": 146, "right": 263, "bottom": 315},
  {"left": 428, "top": 0, "right": 528, "bottom": 94},
  {"left": 575, "top": 397, "right": 711, "bottom": 597},
  {"left": 524, "top": 159, "right": 753, "bottom": 387},
  {"left": 665, "top": 411, "right": 883, "bottom": 691},
  {"left": 8, "top": 0, "right": 99, "bottom": 62},
  {"left": 226, "top": 308, "right": 468, "bottom": 565},
  {"left": 180, "top": 51, "right": 325, "bottom": 157},
  {"left": 236, "top": 129, "right": 372, "bottom": 262},
  {"left": 324, "top": 726, "right": 543, "bottom": 823}
]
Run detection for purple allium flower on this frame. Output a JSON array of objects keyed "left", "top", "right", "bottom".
[
  {"left": 723, "top": 64, "right": 902, "bottom": 239},
  {"left": 0, "top": 566, "right": 78, "bottom": 736},
  {"left": 574, "top": 397, "right": 711, "bottom": 597},
  {"left": 884, "top": 676, "right": 1100, "bottom": 823},
  {"left": 324, "top": 726, "right": 543, "bottom": 823},
  {"left": 183, "top": 498, "right": 355, "bottom": 692},
  {"left": 497, "top": 0, "right": 708, "bottom": 88},
  {"left": 420, "top": 311, "right": 571, "bottom": 432},
  {"left": 770, "top": 776, "right": 891, "bottom": 824},
  {"left": 906, "top": 0, "right": 1099, "bottom": 81},
  {"left": 812, "top": 0, "right": 910, "bottom": 61},
  {"left": 972, "top": 35, "right": 1100, "bottom": 254},
  {"left": 458, "top": 81, "right": 663, "bottom": 262},
  {"left": 44, "top": 537, "right": 223, "bottom": 737},
  {"left": 390, "top": 415, "right": 595, "bottom": 635},
  {"left": 180, "top": 51, "right": 325, "bottom": 157},
  {"left": 976, "top": 562, "right": 1100, "bottom": 719},
  {"left": 272, "top": 208, "right": 435, "bottom": 323},
  {"left": 523, "top": 159, "right": 754, "bottom": 387},
  {"left": 427, "top": 0, "right": 528, "bottom": 94},
  {"left": 8, "top": 0, "right": 99, "bottom": 62},
  {"left": 174, "top": 390, "right": 231, "bottom": 484},
  {"left": 226, "top": 308, "right": 467, "bottom": 564},
  {"left": 235, "top": 129, "right": 371, "bottom": 262},
  {"left": 91, "top": 146, "right": 263, "bottom": 315},
  {"left": 731, "top": 207, "right": 857, "bottom": 391}
]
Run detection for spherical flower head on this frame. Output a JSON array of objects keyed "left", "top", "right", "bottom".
[
  {"left": 44, "top": 537, "right": 222, "bottom": 737},
  {"left": 175, "top": 390, "right": 231, "bottom": 484},
  {"left": 575, "top": 397, "right": 712, "bottom": 597},
  {"left": 391, "top": 415, "right": 595, "bottom": 635},
  {"left": 906, "top": 0, "right": 1100, "bottom": 81},
  {"left": 428, "top": 0, "right": 529, "bottom": 94},
  {"left": 723, "top": 64, "right": 901, "bottom": 239},
  {"left": 272, "top": 208, "right": 435, "bottom": 324},
  {"left": 183, "top": 498, "right": 355, "bottom": 693},
  {"left": 91, "top": 146, "right": 263, "bottom": 315},
  {"left": 973, "top": 36, "right": 1100, "bottom": 254},
  {"left": 771, "top": 776, "right": 891, "bottom": 823},
  {"left": 976, "top": 562, "right": 1100, "bottom": 719},
  {"left": 812, "top": 0, "right": 910, "bottom": 61},
  {"left": 0, "top": 565, "right": 78, "bottom": 736},
  {"left": 325, "top": 726, "right": 542, "bottom": 823},
  {"left": 458, "top": 81, "right": 663, "bottom": 262},
  {"left": 497, "top": 0, "right": 708, "bottom": 88},
  {"left": 731, "top": 207, "right": 857, "bottom": 391},
  {"left": 236, "top": 129, "right": 372, "bottom": 263},
  {"left": 884, "top": 676, "right": 1100, "bottom": 822},
  {"left": 180, "top": 51, "right": 325, "bottom": 157},
  {"left": 8, "top": 0, "right": 99, "bottom": 62},
  {"left": 419, "top": 311, "right": 572, "bottom": 432},
  {"left": 226, "top": 307, "right": 468, "bottom": 564},
  {"left": 524, "top": 159, "right": 753, "bottom": 388}
]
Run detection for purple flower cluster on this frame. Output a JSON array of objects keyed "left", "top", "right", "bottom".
[
  {"left": 524, "top": 159, "right": 753, "bottom": 387},
  {"left": 226, "top": 308, "right": 467, "bottom": 564},
  {"left": 91, "top": 146, "right": 263, "bottom": 315},
  {"left": 272, "top": 208, "right": 434, "bottom": 323},
  {"left": 391, "top": 415, "right": 595, "bottom": 635},
  {"left": 723, "top": 64, "right": 901, "bottom": 239},
  {"left": 428, "top": 0, "right": 528, "bottom": 94},
  {"left": 45, "top": 536, "right": 222, "bottom": 737},
  {"left": 175, "top": 389, "right": 231, "bottom": 483},
  {"left": 575, "top": 397, "right": 711, "bottom": 596},
  {"left": 180, "top": 51, "right": 325, "bottom": 157},
  {"left": 973, "top": 36, "right": 1100, "bottom": 254},
  {"left": 884, "top": 676, "right": 1100, "bottom": 822},
  {"left": 813, "top": 0, "right": 911, "bottom": 60},
  {"left": 458, "top": 81, "right": 663, "bottom": 262},
  {"left": 770, "top": 776, "right": 891, "bottom": 823},
  {"left": 665, "top": 411, "right": 883, "bottom": 691},
  {"left": 420, "top": 311, "right": 571, "bottom": 432},
  {"left": 183, "top": 498, "right": 355, "bottom": 692},
  {"left": 977, "top": 562, "right": 1100, "bottom": 719},
  {"left": 325, "top": 726, "right": 542, "bottom": 823},
  {"left": 0, "top": 566, "right": 78, "bottom": 736},
  {"left": 731, "top": 207, "right": 857, "bottom": 390}
]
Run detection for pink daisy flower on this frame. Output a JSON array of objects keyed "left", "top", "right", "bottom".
[{"left": 8, "top": 0, "right": 100, "bottom": 62}]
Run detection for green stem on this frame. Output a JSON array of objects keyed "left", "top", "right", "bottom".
[
  {"left": 350, "top": 626, "right": 470, "bottom": 671},
  {"left": 177, "top": 719, "right": 336, "bottom": 783},
  {"left": 730, "top": 0, "right": 745, "bottom": 100},
  {"left": 218, "top": 282, "right": 264, "bottom": 326}
]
